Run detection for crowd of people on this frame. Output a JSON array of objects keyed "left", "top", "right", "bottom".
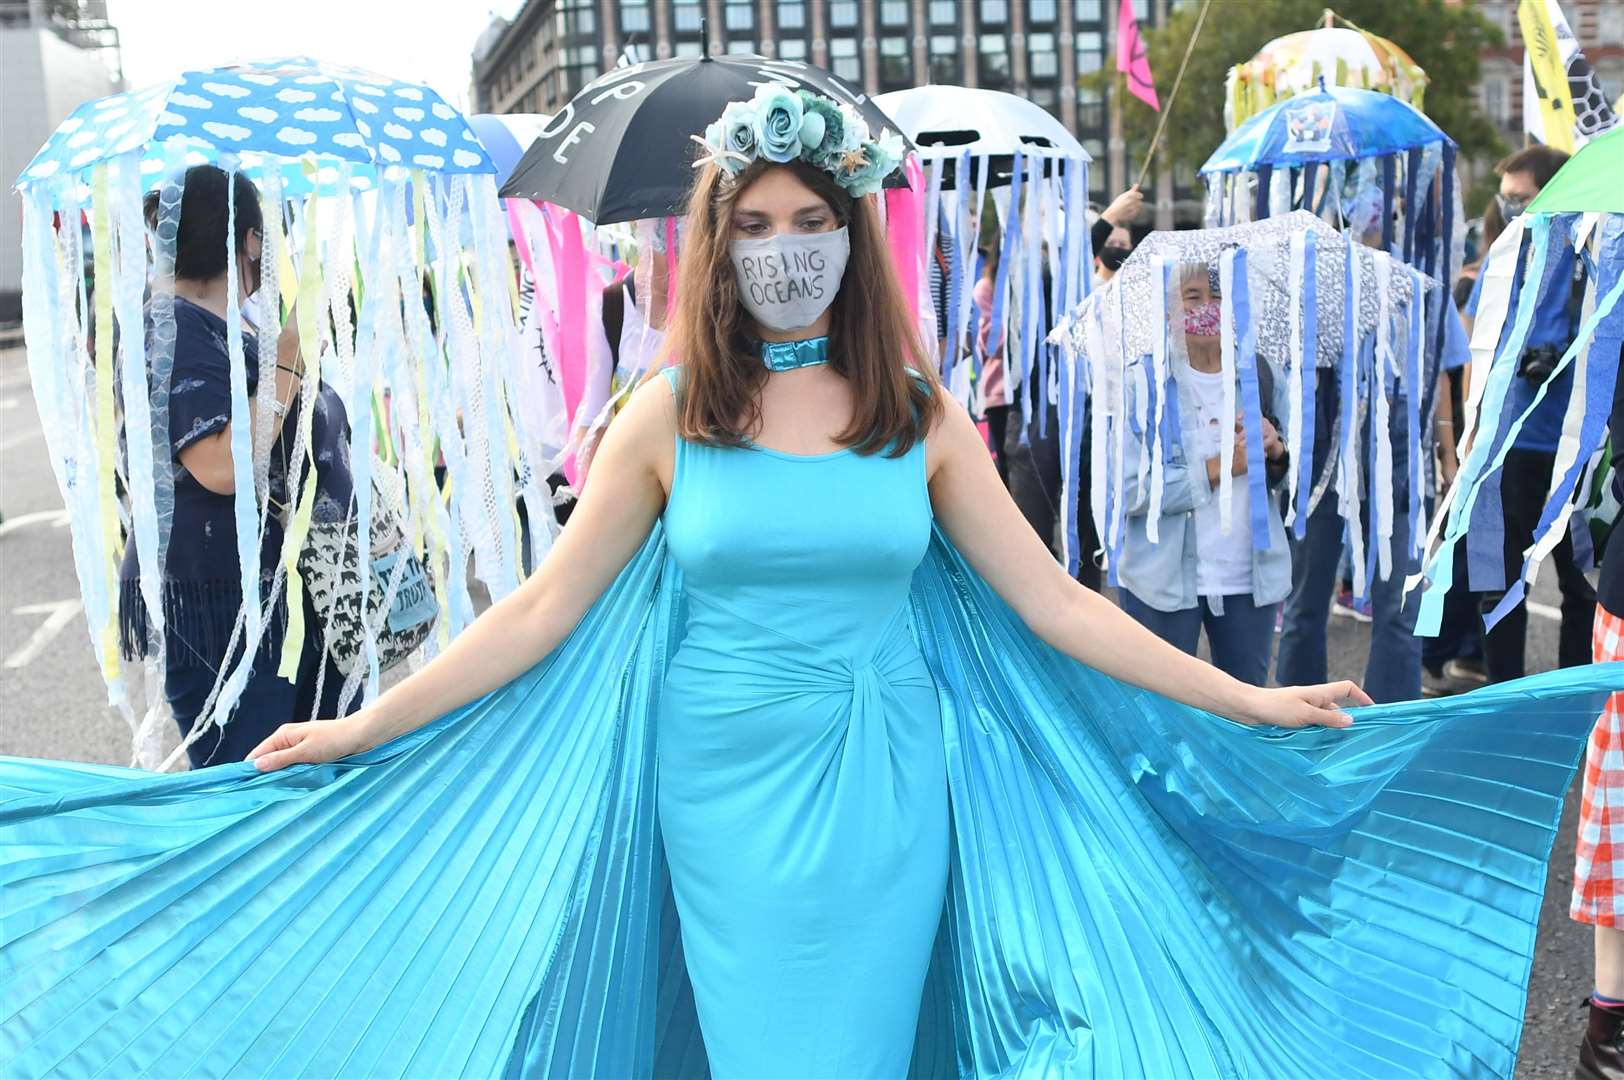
[{"left": 3, "top": 73, "right": 1618, "bottom": 1077}]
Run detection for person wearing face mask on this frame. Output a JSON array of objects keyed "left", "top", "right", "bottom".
[
  {"left": 1459, "top": 144, "right": 1593, "bottom": 684},
  {"left": 119, "top": 165, "right": 360, "bottom": 769},
  {"left": 1094, "top": 219, "right": 1133, "bottom": 283},
  {"left": 20, "top": 88, "right": 1624, "bottom": 1080},
  {"left": 1117, "top": 263, "right": 1292, "bottom": 685}
]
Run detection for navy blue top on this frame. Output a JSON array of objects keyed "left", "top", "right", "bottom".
[
  {"left": 120, "top": 297, "right": 355, "bottom": 669},
  {"left": 1464, "top": 239, "right": 1578, "bottom": 454}
]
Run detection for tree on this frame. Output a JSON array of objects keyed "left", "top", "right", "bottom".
[{"left": 1108, "top": 0, "right": 1506, "bottom": 179}]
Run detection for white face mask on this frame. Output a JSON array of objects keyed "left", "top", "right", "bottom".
[{"left": 730, "top": 227, "right": 850, "bottom": 332}]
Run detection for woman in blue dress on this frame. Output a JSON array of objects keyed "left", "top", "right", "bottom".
[{"left": 2, "top": 87, "right": 1618, "bottom": 1078}]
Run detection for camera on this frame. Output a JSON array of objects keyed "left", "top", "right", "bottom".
[{"left": 1517, "top": 344, "right": 1562, "bottom": 384}]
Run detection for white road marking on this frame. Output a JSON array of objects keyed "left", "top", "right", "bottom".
[
  {"left": 1527, "top": 601, "right": 1562, "bottom": 623},
  {"left": 0, "top": 508, "right": 70, "bottom": 536},
  {"left": 5, "top": 599, "right": 84, "bottom": 669}
]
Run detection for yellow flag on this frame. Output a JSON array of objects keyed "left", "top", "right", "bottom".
[{"left": 1518, "top": 0, "right": 1576, "bottom": 153}]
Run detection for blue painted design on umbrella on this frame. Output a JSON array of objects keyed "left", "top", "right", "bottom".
[
  {"left": 1199, "top": 82, "right": 1451, "bottom": 175},
  {"left": 15, "top": 57, "right": 493, "bottom": 197}
]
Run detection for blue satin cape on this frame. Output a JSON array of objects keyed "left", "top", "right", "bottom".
[{"left": 1, "top": 527, "right": 1619, "bottom": 1078}]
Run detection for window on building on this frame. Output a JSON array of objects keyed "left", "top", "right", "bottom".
[
  {"left": 620, "top": 2, "right": 650, "bottom": 34},
  {"left": 672, "top": 1, "right": 702, "bottom": 33},
  {"left": 1076, "top": 83, "right": 1103, "bottom": 131},
  {"left": 929, "top": 34, "right": 957, "bottom": 84},
  {"left": 777, "top": 1, "right": 805, "bottom": 31},
  {"left": 725, "top": 2, "right": 754, "bottom": 32},
  {"left": 1030, "top": 0, "right": 1057, "bottom": 22},
  {"left": 881, "top": 1, "right": 908, "bottom": 28},
  {"left": 1482, "top": 77, "right": 1508, "bottom": 124},
  {"left": 831, "top": 2, "right": 859, "bottom": 28},
  {"left": 830, "top": 36, "right": 860, "bottom": 82},
  {"left": 1075, "top": 0, "right": 1103, "bottom": 23},
  {"left": 779, "top": 37, "right": 808, "bottom": 61},
  {"left": 929, "top": 1, "right": 955, "bottom": 25},
  {"left": 880, "top": 36, "right": 911, "bottom": 90},
  {"left": 1031, "top": 84, "right": 1058, "bottom": 109},
  {"left": 675, "top": 40, "right": 704, "bottom": 58},
  {"left": 1029, "top": 31, "right": 1057, "bottom": 79},
  {"left": 980, "top": 0, "right": 1008, "bottom": 24},
  {"left": 979, "top": 32, "right": 1009, "bottom": 88}
]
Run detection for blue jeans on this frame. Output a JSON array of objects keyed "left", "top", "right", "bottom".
[
  {"left": 1274, "top": 496, "right": 1422, "bottom": 703},
  {"left": 1121, "top": 590, "right": 1279, "bottom": 687}
]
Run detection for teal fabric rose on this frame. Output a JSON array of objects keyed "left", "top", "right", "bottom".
[
  {"left": 840, "top": 138, "right": 898, "bottom": 198},
  {"left": 798, "top": 110, "right": 825, "bottom": 150},
  {"left": 796, "top": 92, "right": 846, "bottom": 167},
  {"left": 716, "top": 101, "right": 757, "bottom": 172},
  {"left": 751, "top": 84, "right": 805, "bottom": 164}
]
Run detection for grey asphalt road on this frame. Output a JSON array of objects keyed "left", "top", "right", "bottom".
[{"left": 0, "top": 342, "right": 1590, "bottom": 1075}]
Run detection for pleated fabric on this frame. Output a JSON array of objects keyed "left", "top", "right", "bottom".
[{"left": 1, "top": 526, "right": 1619, "bottom": 1078}]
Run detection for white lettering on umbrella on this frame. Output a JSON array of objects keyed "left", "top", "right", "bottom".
[
  {"left": 538, "top": 105, "right": 575, "bottom": 138},
  {"left": 553, "top": 121, "right": 597, "bottom": 164},
  {"left": 592, "top": 80, "right": 644, "bottom": 106}
]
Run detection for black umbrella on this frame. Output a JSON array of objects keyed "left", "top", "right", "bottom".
[{"left": 498, "top": 54, "right": 911, "bottom": 224}]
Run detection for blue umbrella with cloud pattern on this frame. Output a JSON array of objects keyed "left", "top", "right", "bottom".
[{"left": 15, "top": 56, "right": 493, "bottom": 201}]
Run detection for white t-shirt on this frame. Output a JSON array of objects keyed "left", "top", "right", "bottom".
[{"left": 1182, "top": 367, "right": 1254, "bottom": 598}]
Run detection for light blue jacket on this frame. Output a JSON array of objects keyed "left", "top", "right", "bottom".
[{"left": 1115, "top": 359, "right": 1293, "bottom": 613}]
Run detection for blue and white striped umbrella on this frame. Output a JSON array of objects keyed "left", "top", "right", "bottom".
[{"left": 15, "top": 56, "right": 493, "bottom": 200}]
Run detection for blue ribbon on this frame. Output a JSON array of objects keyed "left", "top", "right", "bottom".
[
  {"left": 987, "top": 151, "right": 1021, "bottom": 378},
  {"left": 1380, "top": 154, "right": 1396, "bottom": 254},
  {"left": 1231, "top": 249, "right": 1270, "bottom": 551},
  {"left": 1254, "top": 164, "right": 1273, "bottom": 221},
  {"left": 1402, "top": 149, "right": 1421, "bottom": 265},
  {"left": 1406, "top": 269, "right": 1425, "bottom": 557}
]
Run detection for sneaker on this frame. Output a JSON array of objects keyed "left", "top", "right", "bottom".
[
  {"left": 1332, "top": 588, "right": 1373, "bottom": 624},
  {"left": 1421, "top": 666, "right": 1465, "bottom": 698},
  {"left": 1443, "top": 658, "right": 1489, "bottom": 686},
  {"left": 1274, "top": 608, "right": 1283, "bottom": 634}
]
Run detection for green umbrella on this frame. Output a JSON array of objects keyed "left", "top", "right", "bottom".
[{"left": 1525, "top": 125, "right": 1624, "bottom": 214}]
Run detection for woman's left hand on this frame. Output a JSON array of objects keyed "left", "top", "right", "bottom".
[{"left": 1231, "top": 682, "right": 1372, "bottom": 729}]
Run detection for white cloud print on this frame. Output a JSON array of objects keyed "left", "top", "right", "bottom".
[
  {"left": 275, "top": 88, "right": 316, "bottom": 104},
  {"left": 275, "top": 126, "right": 318, "bottom": 146},
  {"left": 383, "top": 122, "right": 411, "bottom": 140},
  {"left": 169, "top": 92, "right": 213, "bottom": 110},
  {"left": 294, "top": 107, "right": 342, "bottom": 123},
  {"left": 350, "top": 97, "right": 378, "bottom": 114},
  {"left": 201, "top": 81, "right": 251, "bottom": 99},
  {"left": 201, "top": 121, "right": 252, "bottom": 141},
  {"left": 393, "top": 106, "right": 424, "bottom": 122},
  {"left": 331, "top": 131, "right": 366, "bottom": 148},
  {"left": 412, "top": 153, "right": 445, "bottom": 169},
  {"left": 421, "top": 128, "right": 446, "bottom": 147},
  {"left": 238, "top": 106, "right": 278, "bottom": 124},
  {"left": 452, "top": 148, "right": 484, "bottom": 168}
]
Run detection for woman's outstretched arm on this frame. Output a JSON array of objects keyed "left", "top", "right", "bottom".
[
  {"left": 926, "top": 397, "right": 1369, "bottom": 729},
  {"left": 248, "top": 376, "right": 678, "bottom": 771}
]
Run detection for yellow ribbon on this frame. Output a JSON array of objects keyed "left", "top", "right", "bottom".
[
  {"left": 91, "top": 165, "right": 121, "bottom": 678},
  {"left": 276, "top": 172, "right": 326, "bottom": 680},
  {"left": 1518, "top": 0, "right": 1577, "bottom": 153}
]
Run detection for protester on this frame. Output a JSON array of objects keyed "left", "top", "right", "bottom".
[
  {"left": 1118, "top": 262, "right": 1291, "bottom": 685},
  {"left": 121, "top": 165, "right": 359, "bottom": 768},
  {"left": 1460, "top": 145, "right": 1594, "bottom": 682},
  {"left": 1574, "top": 365, "right": 1624, "bottom": 1079}
]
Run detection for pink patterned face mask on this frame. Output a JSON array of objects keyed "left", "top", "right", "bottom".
[{"left": 1183, "top": 300, "right": 1222, "bottom": 338}]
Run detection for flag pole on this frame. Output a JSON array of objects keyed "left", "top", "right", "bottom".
[{"left": 1133, "top": 0, "right": 1213, "bottom": 190}]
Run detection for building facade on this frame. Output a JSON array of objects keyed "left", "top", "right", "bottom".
[
  {"left": 0, "top": 0, "right": 124, "bottom": 323},
  {"left": 470, "top": 0, "right": 1189, "bottom": 218}
]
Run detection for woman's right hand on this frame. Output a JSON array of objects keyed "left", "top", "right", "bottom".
[{"left": 246, "top": 714, "right": 377, "bottom": 772}]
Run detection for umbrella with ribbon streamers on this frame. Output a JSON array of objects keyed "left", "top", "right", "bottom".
[
  {"left": 1201, "top": 82, "right": 1448, "bottom": 176},
  {"left": 15, "top": 56, "right": 494, "bottom": 197},
  {"left": 1224, "top": 17, "right": 1427, "bottom": 133},
  {"left": 1056, "top": 211, "right": 1436, "bottom": 598},
  {"left": 498, "top": 54, "right": 909, "bottom": 225},
  {"left": 13, "top": 58, "right": 535, "bottom": 770}
]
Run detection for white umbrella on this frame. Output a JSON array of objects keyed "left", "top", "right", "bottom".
[{"left": 874, "top": 85, "right": 1088, "bottom": 161}]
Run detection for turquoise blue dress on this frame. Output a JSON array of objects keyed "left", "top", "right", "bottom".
[
  {"left": 659, "top": 368, "right": 946, "bottom": 1075},
  {"left": 2, "top": 365, "right": 1622, "bottom": 1077}
]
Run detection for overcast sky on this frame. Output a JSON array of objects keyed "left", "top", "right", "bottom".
[{"left": 104, "top": 1, "right": 521, "bottom": 112}]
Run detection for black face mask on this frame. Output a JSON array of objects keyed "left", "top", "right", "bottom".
[{"left": 1098, "top": 244, "right": 1131, "bottom": 272}]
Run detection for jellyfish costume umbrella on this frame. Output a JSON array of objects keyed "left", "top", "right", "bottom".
[
  {"left": 1055, "top": 211, "right": 1435, "bottom": 603},
  {"left": 4, "top": 122, "right": 1623, "bottom": 1074},
  {"left": 10, "top": 57, "right": 546, "bottom": 769},
  {"left": 1414, "top": 132, "right": 1624, "bottom": 636}
]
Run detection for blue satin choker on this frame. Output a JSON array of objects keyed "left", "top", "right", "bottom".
[{"left": 760, "top": 336, "right": 830, "bottom": 372}]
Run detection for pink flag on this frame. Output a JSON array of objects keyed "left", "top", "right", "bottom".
[{"left": 1116, "top": 0, "right": 1160, "bottom": 111}]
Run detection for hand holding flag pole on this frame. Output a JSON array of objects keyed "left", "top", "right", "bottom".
[{"left": 1129, "top": 0, "right": 1214, "bottom": 190}]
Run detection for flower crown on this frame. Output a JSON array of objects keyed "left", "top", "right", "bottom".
[{"left": 695, "top": 83, "right": 905, "bottom": 199}]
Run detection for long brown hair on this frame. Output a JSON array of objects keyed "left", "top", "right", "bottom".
[{"left": 660, "top": 158, "right": 940, "bottom": 456}]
